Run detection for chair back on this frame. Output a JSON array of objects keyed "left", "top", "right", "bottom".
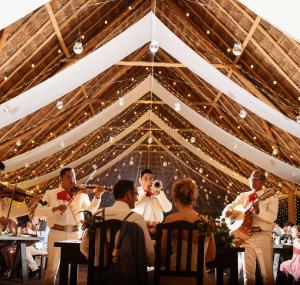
[
  {"left": 154, "top": 220, "right": 206, "bottom": 285},
  {"left": 87, "top": 219, "right": 123, "bottom": 284}
]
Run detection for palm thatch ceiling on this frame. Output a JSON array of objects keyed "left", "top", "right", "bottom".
[{"left": 0, "top": 0, "right": 299, "bottom": 215}]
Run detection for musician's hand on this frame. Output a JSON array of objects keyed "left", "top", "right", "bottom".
[
  {"left": 52, "top": 205, "right": 67, "bottom": 215},
  {"left": 94, "top": 187, "right": 105, "bottom": 199},
  {"left": 224, "top": 210, "right": 232, "bottom": 217},
  {"left": 252, "top": 201, "right": 260, "bottom": 214},
  {"left": 152, "top": 189, "right": 160, "bottom": 196},
  {"left": 0, "top": 216, "right": 8, "bottom": 227}
]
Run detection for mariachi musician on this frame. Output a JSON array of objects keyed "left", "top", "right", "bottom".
[
  {"left": 34, "top": 167, "right": 104, "bottom": 285},
  {"left": 222, "top": 170, "right": 278, "bottom": 285},
  {"left": 0, "top": 161, "right": 36, "bottom": 230}
]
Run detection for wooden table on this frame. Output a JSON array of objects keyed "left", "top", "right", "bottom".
[
  {"left": 55, "top": 240, "right": 245, "bottom": 285},
  {"left": 207, "top": 247, "right": 245, "bottom": 285},
  {"left": 0, "top": 235, "right": 40, "bottom": 282},
  {"left": 54, "top": 240, "right": 87, "bottom": 285}
]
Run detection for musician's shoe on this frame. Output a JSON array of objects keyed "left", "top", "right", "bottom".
[{"left": 29, "top": 269, "right": 40, "bottom": 280}]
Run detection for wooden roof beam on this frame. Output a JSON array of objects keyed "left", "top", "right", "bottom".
[{"left": 206, "top": 16, "right": 261, "bottom": 116}]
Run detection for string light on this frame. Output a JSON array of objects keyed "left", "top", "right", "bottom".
[
  {"left": 56, "top": 100, "right": 64, "bottom": 110},
  {"left": 232, "top": 41, "right": 242, "bottom": 56}
]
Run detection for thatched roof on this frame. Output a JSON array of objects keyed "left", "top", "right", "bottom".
[{"left": 1, "top": 0, "right": 299, "bottom": 215}]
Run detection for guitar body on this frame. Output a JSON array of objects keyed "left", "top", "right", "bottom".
[
  {"left": 225, "top": 205, "right": 253, "bottom": 240},
  {"left": 224, "top": 188, "right": 275, "bottom": 244}
]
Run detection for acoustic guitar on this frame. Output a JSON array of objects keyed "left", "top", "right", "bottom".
[{"left": 224, "top": 188, "right": 275, "bottom": 242}]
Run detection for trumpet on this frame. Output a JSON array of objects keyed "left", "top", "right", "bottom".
[{"left": 152, "top": 180, "right": 163, "bottom": 190}]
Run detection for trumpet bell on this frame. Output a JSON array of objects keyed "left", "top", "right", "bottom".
[{"left": 152, "top": 180, "right": 163, "bottom": 190}]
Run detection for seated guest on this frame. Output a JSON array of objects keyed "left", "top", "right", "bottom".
[
  {"left": 280, "top": 225, "right": 300, "bottom": 281},
  {"left": 80, "top": 179, "right": 154, "bottom": 266},
  {"left": 24, "top": 216, "right": 49, "bottom": 279},
  {"left": 160, "top": 178, "right": 216, "bottom": 285},
  {"left": 0, "top": 219, "right": 18, "bottom": 278}
]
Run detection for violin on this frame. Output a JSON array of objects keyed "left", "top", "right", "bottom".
[{"left": 0, "top": 182, "right": 47, "bottom": 206}]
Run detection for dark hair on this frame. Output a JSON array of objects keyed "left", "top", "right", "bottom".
[
  {"left": 0, "top": 161, "right": 5, "bottom": 171},
  {"left": 60, "top": 167, "right": 73, "bottom": 178},
  {"left": 140, "top": 168, "right": 153, "bottom": 178},
  {"left": 250, "top": 170, "right": 266, "bottom": 182},
  {"left": 113, "top": 180, "right": 135, "bottom": 200},
  {"left": 172, "top": 178, "right": 198, "bottom": 206}
]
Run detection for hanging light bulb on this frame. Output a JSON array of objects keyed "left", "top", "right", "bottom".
[
  {"left": 92, "top": 164, "right": 97, "bottom": 170},
  {"left": 56, "top": 100, "right": 63, "bottom": 110},
  {"left": 149, "top": 40, "right": 159, "bottom": 54},
  {"left": 16, "top": 139, "right": 22, "bottom": 146},
  {"left": 163, "top": 161, "right": 168, "bottom": 167},
  {"left": 3, "top": 105, "right": 11, "bottom": 113},
  {"left": 147, "top": 136, "right": 153, "bottom": 144},
  {"left": 129, "top": 159, "right": 134, "bottom": 165},
  {"left": 73, "top": 41, "right": 83, "bottom": 54},
  {"left": 117, "top": 174, "right": 121, "bottom": 180},
  {"left": 60, "top": 141, "right": 65, "bottom": 148},
  {"left": 199, "top": 167, "right": 203, "bottom": 174},
  {"left": 239, "top": 109, "right": 247, "bottom": 119},
  {"left": 118, "top": 97, "right": 124, "bottom": 107},
  {"left": 174, "top": 102, "right": 181, "bottom": 112},
  {"left": 109, "top": 136, "right": 114, "bottom": 143},
  {"left": 232, "top": 41, "right": 242, "bottom": 56},
  {"left": 190, "top": 136, "right": 196, "bottom": 144}
]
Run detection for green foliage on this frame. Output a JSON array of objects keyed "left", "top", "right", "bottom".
[{"left": 214, "top": 217, "right": 236, "bottom": 247}]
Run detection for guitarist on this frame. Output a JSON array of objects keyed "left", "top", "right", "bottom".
[{"left": 222, "top": 170, "right": 278, "bottom": 285}]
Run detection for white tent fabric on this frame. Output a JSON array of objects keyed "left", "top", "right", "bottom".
[
  {"left": 151, "top": 78, "right": 300, "bottom": 185},
  {"left": 3, "top": 77, "right": 151, "bottom": 172},
  {"left": 19, "top": 111, "right": 246, "bottom": 187},
  {"left": 0, "top": 0, "right": 48, "bottom": 31},
  {"left": 77, "top": 133, "right": 148, "bottom": 184},
  {"left": 18, "top": 113, "right": 150, "bottom": 188},
  {"left": 149, "top": 113, "right": 247, "bottom": 185},
  {"left": 2, "top": 13, "right": 300, "bottom": 140},
  {"left": 5, "top": 77, "right": 300, "bottom": 184},
  {"left": 154, "top": 14, "right": 300, "bottom": 139},
  {"left": 0, "top": 13, "right": 151, "bottom": 128},
  {"left": 239, "top": 0, "right": 300, "bottom": 43}
]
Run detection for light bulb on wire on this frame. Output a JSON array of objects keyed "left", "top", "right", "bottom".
[
  {"left": 149, "top": 40, "right": 159, "bottom": 54},
  {"left": 232, "top": 41, "right": 242, "bottom": 56},
  {"left": 239, "top": 109, "right": 247, "bottom": 119},
  {"left": 73, "top": 42, "right": 83, "bottom": 54}
]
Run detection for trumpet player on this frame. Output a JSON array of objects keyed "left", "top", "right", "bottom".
[{"left": 133, "top": 168, "right": 172, "bottom": 224}]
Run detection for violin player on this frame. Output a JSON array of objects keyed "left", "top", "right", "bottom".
[
  {"left": 34, "top": 167, "right": 104, "bottom": 285},
  {"left": 222, "top": 170, "right": 278, "bottom": 285},
  {"left": 0, "top": 161, "right": 37, "bottom": 230}
]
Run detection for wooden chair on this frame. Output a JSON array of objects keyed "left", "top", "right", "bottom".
[
  {"left": 87, "top": 219, "right": 123, "bottom": 285},
  {"left": 33, "top": 253, "right": 47, "bottom": 279},
  {"left": 154, "top": 221, "right": 206, "bottom": 285}
]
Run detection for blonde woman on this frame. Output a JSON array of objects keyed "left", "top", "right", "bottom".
[{"left": 160, "top": 178, "right": 215, "bottom": 285}]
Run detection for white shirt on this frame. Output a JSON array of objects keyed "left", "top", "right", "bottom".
[
  {"left": 133, "top": 186, "right": 172, "bottom": 223},
  {"left": 80, "top": 201, "right": 154, "bottom": 266}
]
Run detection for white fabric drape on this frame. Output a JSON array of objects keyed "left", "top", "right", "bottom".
[
  {"left": 152, "top": 78, "right": 300, "bottom": 185},
  {"left": 239, "top": 0, "right": 300, "bottom": 43},
  {"left": 0, "top": 0, "right": 48, "bottom": 31},
  {"left": 154, "top": 14, "right": 300, "bottom": 139},
  {"left": 77, "top": 133, "right": 149, "bottom": 184},
  {"left": 2, "top": 13, "right": 300, "bottom": 140},
  {"left": 7, "top": 77, "right": 300, "bottom": 185},
  {"left": 0, "top": 13, "right": 151, "bottom": 128},
  {"left": 3, "top": 77, "right": 151, "bottom": 172},
  {"left": 18, "top": 113, "right": 149, "bottom": 188}
]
